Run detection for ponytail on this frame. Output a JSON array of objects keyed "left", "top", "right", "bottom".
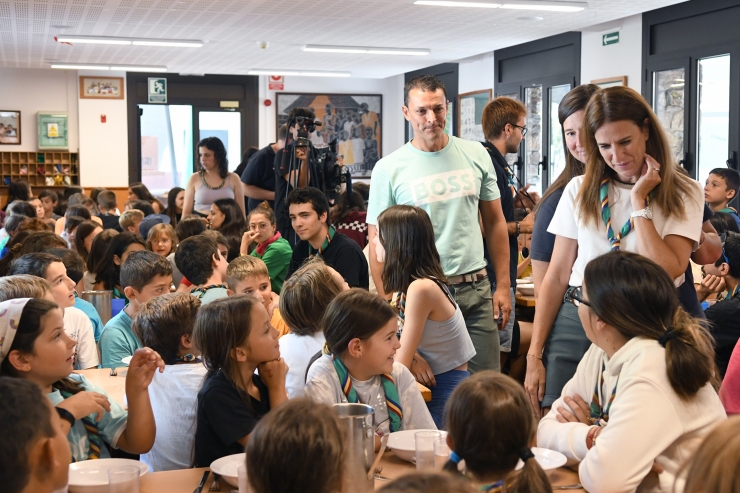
[
  {"left": 513, "top": 454, "right": 552, "bottom": 493},
  {"left": 662, "top": 309, "right": 718, "bottom": 398}
]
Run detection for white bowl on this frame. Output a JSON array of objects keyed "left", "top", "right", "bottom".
[
  {"left": 515, "top": 447, "right": 567, "bottom": 471},
  {"left": 68, "top": 458, "right": 148, "bottom": 493},
  {"left": 517, "top": 283, "right": 535, "bottom": 296},
  {"left": 387, "top": 429, "right": 447, "bottom": 463},
  {"left": 210, "top": 453, "right": 245, "bottom": 487},
  {"left": 517, "top": 277, "right": 532, "bottom": 285}
]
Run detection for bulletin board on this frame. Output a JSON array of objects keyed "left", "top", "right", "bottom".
[{"left": 458, "top": 90, "right": 492, "bottom": 142}]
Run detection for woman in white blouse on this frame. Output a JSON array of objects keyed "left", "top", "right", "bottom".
[
  {"left": 525, "top": 86, "right": 704, "bottom": 413},
  {"left": 538, "top": 251, "right": 724, "bottom": 493}
]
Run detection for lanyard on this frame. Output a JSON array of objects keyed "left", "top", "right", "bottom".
[
  {"left": 589, "top": 361, "right": 620, "bottom": 425},
  {"left": 600, "top": 178, "right": 650, "bottom": 251}
]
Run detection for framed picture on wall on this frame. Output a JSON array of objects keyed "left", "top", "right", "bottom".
[
  {"left": 0, "top": 111, "right": 21, "bottom": 145},
  {"left": 276, "top": 92, "right": 382, "bottom": 178},
  {"left": 458, "top": 89, "right": 492, "bottom": 141},
  {"left": 591, "top": 76, "right": 628, "bottom": 89},
  {"left": 79, "top": 76, "right": 125, "bottom": 99}
]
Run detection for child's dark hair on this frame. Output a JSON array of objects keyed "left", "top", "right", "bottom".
[
  {"left": 8, "top": 252, "right": 60, "bottom": 279},
  {"left": 246, "top": 399, "right": 345, "bottom": 493},
  {"left": 175, "top": 235, "right": 220, "bottom": 286},
  {"left": 95, "top": 232, "right": 147, "bottom": 290},
  {"left": 164, "top": 186, "right": 184, "bottom": 226},
  {"left": 323, "top": 288, "right": 396, "bottom": 355},
  {"left": 378, "top": 205, "right": 447, "bottom": 294},
  {"left": 86, "top": 229, "right": 118, "bottom": 274},
  {"left": 120, "top": 250, "right": 172, "bottom": 291},
  {"left": 197, "top": 136, "right": 229, "bottom": 179},
  {"left": 3, "top": 215, "right": 28, "bottom": 236},
  {"left": 377, "top": 473, "right": 477, "bottom": 493},
  {"left": 134, "top": 293, "right": 200, "bottom": 365},
  {"left": 128, "top": 200, "right": 155, "bottom": 217},
  {"left": 710, "top": 168, "right": 740, "bottom": 200},
  {"left": 286, "top": 187, "right": 330, "bottom": 223},
  {"left": 709, "top": 211, "right": 740, "bottom": 235},
  {"left": 7, "top": 180, "right": 31, "bottom": 203},
  {"left": 8, "top": 200, "right": 36, "bottom": 218},
  {"left": 65, "top": 205, "right": 91, "bottom": 221},
  {"left": 443, "top": 371, "right": 551, "bottom": 493},
  {"left": 585, "top": 251, "right": 718, "bottom": 398},
  {"left": 73, "top": 220, "right": 101, "bottom": 261},
  {"left": 334, "top": 190, "right": 366, "bottom": 222},
  {"left": 64, "top": 215, "right": 86, "bottom": 234},
  {"left": 176, "top": 215, "right": 207, "bottom": 242},
  {"left": 96, "top": 190, "right": 117, "bottom": 211},
  {"left": 715, "top": 231, "right": 740, "bottom": 278},
  {"left": 247, "top": 201, "right": 276, "bottom": 225},
  {"left": 129, "top": 182, "right": 165, "bottom": 212},
  {"left": 0, "top": 231, "right": 67, "bottom": 276},
  {"left": 38, "top": 189, "right": 58, "bottom": 203},
  {"left": 212, "top": 198, "right": 246, "bottom": 261},
  {"left": 353, "top": 182, "right": 370, "bottom": 202},
  {"left": 192, "top": 294, "right": 260, "bottom": 386},
  {"left": 15, "top": 217, "right": 50, "bottom": 234},
  {"left": 280, "top": 259, "right": 341, "bottom": 336},
  {"left": 0, "top": 377, "right": 57, "bottom": 493},
  {"left": 45, "top": 248, "right": 85, "bottom": 284}
]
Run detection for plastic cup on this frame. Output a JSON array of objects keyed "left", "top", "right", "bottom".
[
  {"left": 108, "top": 466, "right": 139, "bottom": 493},
  {"left": 238, "top": 464, "right": 250, "bottom": 493},
  {"left": 415, "top": 431, "right": 440, "bottom": 471},
  {"left": 434, "top": 436, "right": 451, "bottom": 470}
]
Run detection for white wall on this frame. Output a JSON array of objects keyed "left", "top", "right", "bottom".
[
  {"left": 458, "top": 52, "right": 495, "bottom": 95},
  {"left": 258, "top": 74, "right": 405, "bottom": 158},
  {"left": 0, "top": 68, "right": 79, "bottom": 152},
  {"left": 581, "top": 14, "right": 643, "bottom": 91}
]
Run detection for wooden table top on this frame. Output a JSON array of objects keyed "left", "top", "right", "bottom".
[{"left": 516, "top": 292, "right": 536, "bottom": 307}]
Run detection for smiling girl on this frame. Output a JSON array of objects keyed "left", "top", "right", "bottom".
[{"left": 241, "top": 202, "right": 292, "bottom": 293}]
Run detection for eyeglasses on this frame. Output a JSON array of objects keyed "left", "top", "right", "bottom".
[
  {"left": 509, "top": 123, "right": 528, "bottom": 137},
  {"left": 564, "top": 286, "right": 591, "bottom": 308},
  {"left": 155, "top": 238, "right": 172, "bottom": 245}
]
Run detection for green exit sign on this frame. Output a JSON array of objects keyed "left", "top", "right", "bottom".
[{"left": 603, "top": 32, "right": 620, "bottom": 46}]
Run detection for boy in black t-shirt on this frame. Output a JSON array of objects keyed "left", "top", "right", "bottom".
[{"left": 285, "top": 187, "right": 368, "bottom": 289}]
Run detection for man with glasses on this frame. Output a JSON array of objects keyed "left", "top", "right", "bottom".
[
  {"left": 367, "top": 74, "right": 512, "bottom": 374},
  {"left": 480, "top": 96, "right": 532, "bottom": 368}
]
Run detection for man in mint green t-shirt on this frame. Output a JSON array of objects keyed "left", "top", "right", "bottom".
[{"left": 367, "top": 75, "right": 511, "bottom": 374}]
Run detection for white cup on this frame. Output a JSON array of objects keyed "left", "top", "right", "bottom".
[
  {"left": 238, "top": 464, "right": 250, "bottom": 493},
  {"left": 108, "top": 466, "right": 139, "bottom": 493},
  {"left": 415, "top": 431, "right": 441, "bottom": 471}
]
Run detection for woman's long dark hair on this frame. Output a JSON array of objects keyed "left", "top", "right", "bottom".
[
  {"left": 7, "top": 180, "right": 31, "bottom": 203},
  {"left": 86, "top": 229, "right": 119, "bottom": 275},
  {"left": 94, "top": 232, "right": 146, "bottom": 290},
  {"left": 213, "top": 198, "right": 247, "bottom": 261},
  {"left": 334, "top": 190, "right": 366, "bottom": 223},
  {"left": 198, "top": 137, "right": 229, "bottom": 179},
  {"left": 129, "top": 182, "right": 165, "bottom": 212},
  {"left": 377, "top": 205, "right": 447, "bottom": 294},
  {"left": 72, "top": 220, "right": 100, "bottom": 262},
  {"left": 0, "top": 231, "right": 67, "bottom": 276},
  {"left": 164, "top": 186, "right": 184, "bottom": 226},
  {"left": 534, "top": 84, "right": 599, "bottom": 216}
]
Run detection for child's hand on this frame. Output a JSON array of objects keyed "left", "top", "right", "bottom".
[
  {"left": 258, "top": 358, "right": 288, "bottom": 390},
  {"left": 268, "top": 292, "right": 279, "bottom": 317},
  {"left": 125, "top": 348, "right": 165, "bottom": 394},
  {"left": 57, "top": 391, "right": 111, "bottom": 422}
]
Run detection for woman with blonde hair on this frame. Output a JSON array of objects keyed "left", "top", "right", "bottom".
[{"left": 525, "top": 86, "right": 704, "bottom": 413}]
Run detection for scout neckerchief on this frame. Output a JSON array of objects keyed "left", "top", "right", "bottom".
[
  {"left": 174, "top": 353, "right": 202, "bottom": 363},
  {"left": 721, "top": 283, "right": 740, "bottom": 301},
  {"left": 59, "top": 388, "right": 102, "bottom": 460},
  {"left": 600, "top": 177, "right": 651, "bottom": 251},
  {"left": 191, "top": 284, "right": 229, "bottom": 299},
  {"left": 479, "top": 481, "right": 504, "bottom": 492},
  {"left": 308, "top": 225, "right": 336, "bottom": 258},
  {"left": 589, "top": 361, "right": 619, "bottom": 426},
  {"left": 112, "top": 286, "right": 128, "bottom": 302},
  {"left": 324, "top": 346, "right": 403, "bottom": 432},
  {"left": 255, "top": 231, "right": 282, "bottom": 256}
]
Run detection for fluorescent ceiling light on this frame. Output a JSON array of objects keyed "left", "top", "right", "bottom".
[
  {"left": 303, "top": 45, "right": 430, "bottom": 56},
  {"left": 248, "top": 69, "right": 351, "bottom": 77},
  {"left": 51, "top": 64, "right": 110, "bottom": 70},
  {"left": 55, "top": 35, "right": 202, "bottom": 47},
  {"left": 51, "top": 63, "right": 167, "bottom": 72},
  {"left": 110, "top": 65, "right": 168, "bottom": 72},
  {"left": 414, "top": 0, "right": 586, "bottom": 10}
]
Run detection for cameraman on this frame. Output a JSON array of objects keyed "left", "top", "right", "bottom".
[{"left": 274, "top": 107, "right": 321, "bottom": 245}]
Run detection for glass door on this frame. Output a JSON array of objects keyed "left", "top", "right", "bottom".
[
  {"left": 548, "top": 84, "right": 572, "bottom": 187},
  {"left": 652, "top": 63, "right": 688, "bottom": 170},
  {"left": 196, "top": 109, "right": 243, "bottom": 173},
  {"left": 524, "top": 85, "right": 543, "bottom": 196},
  {"left": 696, "top": 54, "right": 731, "bottom": 185}
]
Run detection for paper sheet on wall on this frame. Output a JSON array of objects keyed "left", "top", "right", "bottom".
[{"left": 460, "top": 97, "right": 484, "bottom": 141}]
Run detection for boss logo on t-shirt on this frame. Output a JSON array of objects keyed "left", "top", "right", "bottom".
[{"left": 410, "top": 170, "right": 476, "bottom": 206}]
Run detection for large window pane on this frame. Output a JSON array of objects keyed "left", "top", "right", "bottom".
[
  {"left": 549, "top": 84, "right": 572, "bottom": 187},
  {"left": 139, "top": 104, "right": 193, "bottom": 196},
  {"left": 697, "top": 54, "right": 730, "bottom": 185},
  {"left": 653, "top": 68, "right": 685, "bottom": 167},
  {"left": 525, "top": 86, "right": 543, "bottom": 196},
  {"left": 199, "top": 111, "right": 242, "bottom": 173}
]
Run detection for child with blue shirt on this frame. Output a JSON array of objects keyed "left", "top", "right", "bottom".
[{"left": 99, "top": 250, "right": 173, "bottom": 369}]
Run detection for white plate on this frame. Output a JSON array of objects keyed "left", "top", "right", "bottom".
[
  {"left": 515, "top": 447, "right": 567, "bottom": 471},
  {"left": 121, "top": 356, "right": 132, "bottom": 365},
  {"left": 517, "top": 277, "right": 532, "bottom": 285},
  {"left": 517, "top": 283, "right": 535, "bottom": 296},
  {"left": 68, "top": 458, "right": 148, "bottom": 493},
  {"left": 387, "top": 429, "right": 447, "bottom": 463},
  {"left": 210, "top": 453, "right": 245, "bottom": 487}
]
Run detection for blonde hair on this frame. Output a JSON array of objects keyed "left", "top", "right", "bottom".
[
  {"left": 279, "top": 259, "right": 341, "bottom": 336},
  {"left": 683, "top": 417, "right": 740, "bottom": 493},
  {"left": 146, "top": 223, "right": 178, "bottom": 256},
  {"left": 119, "top": 209, "right": 145, "bottom": 230},
  {"left": 226, "top": 255, "right": 269, "bottom": 290},
  {"left": 0, "top": 274, "right": 52, "bottom": 300}
]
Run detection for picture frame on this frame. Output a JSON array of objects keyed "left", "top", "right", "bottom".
[
  {"left": 591, "top": 76, "right": 628, "bottom": 89},
  {"left": 0, "top": 111, "right": 21, "bottom": 145},
  {"left": 458, "top": 89, "right": 492, "bottom": 141},
  {"left": 37, "top": 112, "right": 69, "bottom": 150},
  {"left": 276, "top": 92, "right": 382, "bottom": 178},
  {"left": 79, "top": 76, "right": 125, "bottom": 100}
]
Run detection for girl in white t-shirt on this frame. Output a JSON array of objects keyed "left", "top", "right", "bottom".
[{"left": 525, "top": 86, "right": 704, "bottom": 414}]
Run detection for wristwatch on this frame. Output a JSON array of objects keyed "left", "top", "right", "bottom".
[
  {"left": 56, "top": 407, "right": 75, "bottom": 428},
  {"left": 630, "top": 206, "right": 653, "bottom": 220}
]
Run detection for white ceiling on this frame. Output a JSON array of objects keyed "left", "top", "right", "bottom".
[{"left": 0, "top": 0, "right": 688, "bottom": 78}]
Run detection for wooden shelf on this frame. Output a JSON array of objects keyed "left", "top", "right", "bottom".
[{"left": 0, "top": 152, "right": 79, "bottom": 188}]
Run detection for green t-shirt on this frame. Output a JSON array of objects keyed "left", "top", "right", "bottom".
[
  {"left": 99, "top": 309, "right": 141, "bottom": 369},
  {"left": 367, "top": 136, "right": 500, "bottom": 276},
  {"left": 251, "top": 236, "right": 293, "bottom": 294}
]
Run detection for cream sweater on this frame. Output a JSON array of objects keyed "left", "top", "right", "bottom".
[{"left": 538, "top": 337, "right": 726, "bottom": 493}]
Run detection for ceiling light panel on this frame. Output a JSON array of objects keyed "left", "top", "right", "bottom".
[
  {"left": 55, "top": 35, "right": 203, "bottom": 47},
  {"left": 414, "top": 0, "right": 587, "bottom": 10},
  {"left": 303, "top": 45, "right": 430, "bottom": 56},
  {"left": 413, "top": 1, "right": 503, "bottom": 8},
  {"left": 248, "top": 69, "right": 351, "bottom": 77}
]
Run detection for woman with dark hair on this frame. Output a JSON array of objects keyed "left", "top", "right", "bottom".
[
  {"left": 83, "top": 228, "right": 118, "bottom": 291},
  {"left": 209, "top": 197, "right": 247, "bottom": 261},
  {"left": 538, "top": 251, "right": 724, "bottom": 493},
  {"left": 182, "top": 136, "right": 245, "bottom": 220},
  {"left": 129, "top": 182, "right": 165, "bottom": 214},
  {"left": 525, "top": 86, "right": 705, "bottom": 415},
  {"left": 163, "top": 186, "right": 185, "bottom": 226},
  {"left": 73, "top": 220, "right": 103, "bottom": 263},
  {"left": 2, "top": 180, "right": 32, "bottom": 212},
  {"left": 334, "top": 189, "right": 368, "bottom": 248},
  {"left": 93, "top": 232, "right": 147, "bottom": 299}
]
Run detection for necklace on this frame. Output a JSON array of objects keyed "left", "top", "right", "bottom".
[{"left": 200, "top": 170, "right": 226, "bottom": 190}]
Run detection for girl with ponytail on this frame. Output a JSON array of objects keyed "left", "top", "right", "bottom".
[
  {"left": 538, "top": 251, "right": 725, "bottom": 493},
  {"left": 443, "top": 371, "right": 551, "bottom": 493}
]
